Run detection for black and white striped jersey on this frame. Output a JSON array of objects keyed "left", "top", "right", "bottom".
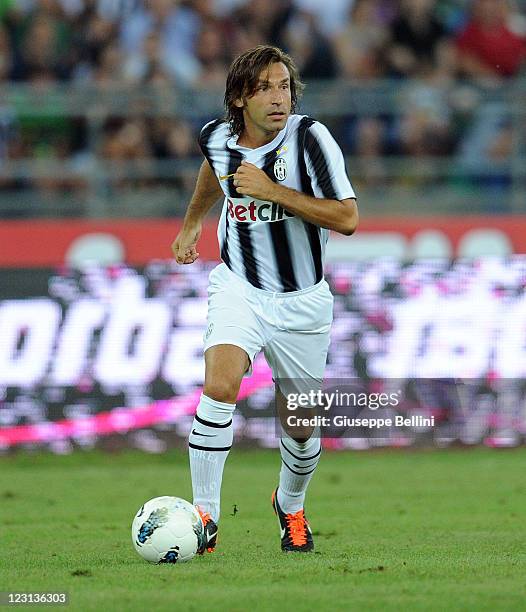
[{"left": 198, "top": 114, "right": 356, "bottom": 293}]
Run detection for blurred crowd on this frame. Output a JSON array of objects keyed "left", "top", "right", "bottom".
[
  {"left": 0, "top": 0, "right": 524, "bottom": 215},
  {"left": 1, "top": 0, "right": 524, "bottom": 84}
]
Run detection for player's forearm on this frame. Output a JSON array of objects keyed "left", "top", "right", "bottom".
[
  {"left": 183, "top": 160, "right": 223, "bottom": 226},
  {"left": 269, "top": 183, "right": 358, "bottom": 236}
]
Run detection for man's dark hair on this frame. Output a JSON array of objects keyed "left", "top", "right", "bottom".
[{"left": 224, "top": 45, "right": 304, "bottom": 136}]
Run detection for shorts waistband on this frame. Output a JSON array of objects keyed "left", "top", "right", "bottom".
[{"left": 220, "top": 263, "right": 326, "bottom": 299}]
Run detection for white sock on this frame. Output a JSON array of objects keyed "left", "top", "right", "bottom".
[
  {"left": 277, "top": 435, "right": 321, "bottom": 514},
  {"left": 189, "top": 394, "right": 235, "bottom": 523}
]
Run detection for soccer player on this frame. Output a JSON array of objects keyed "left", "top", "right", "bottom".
[{"left": 172, "top": 45, "right": 358, "bottom": 553}]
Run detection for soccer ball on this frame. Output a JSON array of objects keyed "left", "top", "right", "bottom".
[{"left": 131, "top": 496, "right": 205, "bottom": 564}]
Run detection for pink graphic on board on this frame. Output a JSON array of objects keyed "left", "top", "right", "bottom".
[{"left": 0, "top": 360, "right": 274, "bottom": 448}]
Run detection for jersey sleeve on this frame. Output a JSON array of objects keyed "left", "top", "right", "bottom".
[
  {"left": 303, "top": 121, "right": 355, "bottom": 201},
  {"left": 197, "top": 119, "right": 223, "bottom": 172}
]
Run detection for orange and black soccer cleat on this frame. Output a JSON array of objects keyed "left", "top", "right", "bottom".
[
  {"left": 271, "top": 488, "right": 314, "bottom": 552},
  {"left": 195, "top": 506, "right": 218, "bottom": 553}
]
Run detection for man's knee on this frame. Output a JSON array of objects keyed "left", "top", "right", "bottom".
[
  {"left": 203, "top": 378, "right": 241, "bottom": 404},
  {"left": 203, "top": 344, "right": 249, "bottom": 403},
  {"left": 282, "top": 424, "right": 315, "bottom": 443},
  {"left": 276, "top": 390, "right": 316, "bottom": 441},
  {"left": 290, "top": 434, "right": 312, "bottom": 444}
]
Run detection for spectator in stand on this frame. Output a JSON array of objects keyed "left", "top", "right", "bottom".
[
  {"left": 332, "top": 0, "right": 389, "bottom": 79},
  {"left": 387, "top": 0, "right": 448, "bottom": 78},
  {"left": 396, "top": 38, "right": 457, "bottom": 159},
  {"left": 92, "top": 42, "right": 125, "bottom": 86},
  {"left": 123, "top": 30, "right": 165, "bottom": 83},
  {"left": 0, "top": 25, "right": 20, "bottom": 199},
  {"left": 456, "top": 0, "right": 526, "bottom": 79},
  {"left": 11, "top": 6, "right": 73, "bottom": 80},
  {"left": 96, "top": 0, "right": 141, "bottom": 22},
  {"left": 283, "top": 9, "right": 339, "bottom": 79},
  {"left": 149, "top": 117, "right": 200, "bottom": 160},
  {"left": 100, "top": 116, "right": 154, "bottom": 190},
  {"left": 194, "top": 19, "right": 229, "bottom": 87},
  {"left": 292, "top": 0, "right": 355, "bottom": 37},
  {"left": 454, "top": 0, "right": 525, "bottom": 201},
  {"left": 69, "top": 6, "right": 116, "bottom": 81},
  {"left": 457, "top": 101, "right": 514, "bottom": 202},
  {"left": 0, "top": 23, "right": 13, "bottom": 81},
  {"left": 119, "top": 0, "right": 202, "bottom": 86},
  {"left": 353, "top": 117, "right": 388, "bottom": 186},
  {"left": 233, "top": 0, "right": 294, "bottom": 51},
  {"left": 162, "top": 117, "right": 202, "bottom": 194}
]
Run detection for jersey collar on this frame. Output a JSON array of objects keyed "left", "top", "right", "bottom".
[{"left": 226, "top": 118, "right": 289, "bottom": 156}]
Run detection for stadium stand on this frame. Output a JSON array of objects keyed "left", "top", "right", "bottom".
[{"left": 0, "top": 0, "right": 523, "bottom": 218}]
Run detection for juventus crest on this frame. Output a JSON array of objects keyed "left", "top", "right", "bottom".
[{"left": 274, "top": 157, "right": 287, "bottom": 181}]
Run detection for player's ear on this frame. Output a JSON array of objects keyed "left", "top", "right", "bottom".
[{"left": 234, "top": 98, "right": 244, "bottom": 109}]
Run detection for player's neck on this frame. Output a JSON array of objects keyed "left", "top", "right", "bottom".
[{"left": 237, "top": 124, "right": 280, "bottom": 149}]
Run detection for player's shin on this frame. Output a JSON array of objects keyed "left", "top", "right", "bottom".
[
  {"left": 277, "top": 432, "right": 322, "bottom": 514},
  {"left": 188, "top": 394, "right": 235, "bottom": 523}
]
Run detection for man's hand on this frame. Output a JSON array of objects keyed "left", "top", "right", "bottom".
[
  {"left": 171, "top": 223, "right": 202, "bottom": 264},
  {"left": 233, "top": 161, "right": 278, "bottom": 201}
]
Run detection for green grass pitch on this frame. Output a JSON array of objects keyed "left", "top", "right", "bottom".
[{"left": 0, "top": 447, "right": 525, "bottom": 611}]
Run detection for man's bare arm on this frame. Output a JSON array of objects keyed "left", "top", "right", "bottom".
[
  {"left": 182, "top": 159, "right": 223, "bottom": 226},
  {"left": 172, "top": 160, "right": 223, "bottom": 264},
  {"left": 233, "top": 161, "right": 358, "bottom": 236},
  {"left": 270, "top": 188, "right": 358, "bottom": 236}
]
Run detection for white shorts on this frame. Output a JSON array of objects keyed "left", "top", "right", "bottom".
[{"left": 203, "top": 263, "right": 333, "bottom": 386}]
